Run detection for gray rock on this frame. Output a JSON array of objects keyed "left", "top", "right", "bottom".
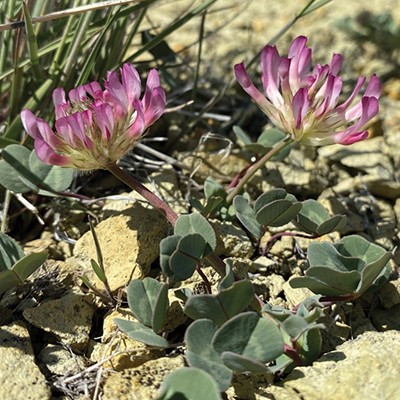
[
  {"left": 378, "top": 279, "right": 400, "bottom": 309},
  {"left": 23, "top": 293, "right": 94, "bottom": 353},
  {"left": 212, "top": 219, "right": 253, "bottom": 258},
  {"left": 0, "top": 321, "right": 51, "bottom": 400},
  {"left": 72, "top": 202, "right": 168, "bottom": 292},
  {"left": 371, "top": 304, "right": 400, "bottom": 331},
  {"left": 283, "top": 280, "right": 315, "bottom": 309},
  {"left": 266, "top": 330, "right": 400, "bottom": 400},
  {"left": 102, "top": 355, "right": 185, "bottom": 400},
  {"left": 39, "top": 344, "right": 86, "bottom": 376}
]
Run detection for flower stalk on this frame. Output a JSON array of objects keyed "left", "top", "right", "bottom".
[
  {"left": 106, "top": 162, "right": 179, "bottom": 226},
  {"left": 225, "top": 135, "right": 293, "bottom": 204}
]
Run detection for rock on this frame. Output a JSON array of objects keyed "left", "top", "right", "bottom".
[
  {"left": 23, "top": 230, "right": 68, "bottom": 260},
  {"left": 102, "top": 167, "right": 187, "bottom": 218},
  {"left": 378, "top": 279, "right": 400, "bottom": 309},
  {"left": 147, "top": 165, "right": 188, "bottom": 215},
  {"left": 266, "top": 330, "right": 400, "bottom": 400},
  {"left": 283, "top": 280, "right": 315, "bottom": 308},
  {"left": 252, "top": 274, "right": 285, "bottom": 301},
  {"left": 23, "top": 293, "right": 94, "bottom": 353},
  {"left": 211, "top": 219, "right": 253, "bottom": 258},
  {"left": 72, "top": 202, "right": 168, "bottom": 292},
  {"left": 0, "top": 321, "right": 51, "bottom": 399},
  {"left": 163, "top": 290, "right": 189, "bottom": 334},
  {"left": 179, "top": 150, "right": 249, "bottom": 182},
  {"left": 260, "top": 233, "right": 294, "bottom": 258},
  {"left": 260, "top": 162, "right": 327, "bottom": 197},
  {"left": 90, "top": 309, "right": 164, "bottom": 371},
  {"left": 101, "top": 355, "right": 185, "bottom": 400},
  {"left": 371, "top": 304, "right": 400, "bottom": 331},
  {"left": 226, "top": 371, "right": 275, "bottom": 400},
  {"left": 250, "top": 256, "right": 279, "bottom": 274},
  {"left": 39, "top": 344, "right": 86, "bottom": 376}
]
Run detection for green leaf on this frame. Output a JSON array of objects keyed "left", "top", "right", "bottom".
[
  {"left": 290, "top": 268, "right": 361, "bottom": 297},
  {"left": 254, "top": 189, "right": 288, "bottom": 213},
  {"left": 160, "top": 235, "right": 181, "bottom": 279},
  {"left": 29, "top": 151, "right": 74, "bottom": 193},
  {"left": 0, "top": 252, "right": 47, "bottom": 295},
  {"left": 233, "top": 195, "right": 262, "bottom": 238},
  {"left": 212, "top": 312, "right": 284, "bottom": 367},
  {"left": 218, "top": 260, "right": 235, "bottom": 291},
  {"left": 184, "top": 280, "right": 255, "bottom": 326},
  {"left": 0, "top": 232, "right": 25, "bottom": 270},
  {"left": 220, "top": 352, "right": 271, "bottom": 373},
  {"left": 152, "top": 283, "right": 170, "bottom": 333},
  {"left": 256, "top": 128, "right": 291, "bottom": 161},
  {"left": 114, "top": 318, "right": 170, "bottom": 348},
  {"left": 170, "top": 234, "right": 207, "bottom": 281},
  {"left": 90, "top": 259, "right": 107, "bottom": 283},
  {"left": 232, "top": 125, "right": 252, "bottom": 145},
  {"left": 294, "top": 199, "right": 346, "bottom": 235},
  {"left": 0, "top": 145, "right": 33, "bottom": 193},
  {"left": 185, "top": 319, "right": 232, "bottom": 391},
  {"left": 256, "top": 199, "right": 302, "bottom": 227},
  {"left": 0, "top": 144, "right": 74, "bottom": 194},
  {"left": 0, "top": 270, "right": 20, "bottom": 295},
  {"left": 175, "top": 213, "right": 216, "bottom": 250},
  {"left": 307, "top": 241, "right": 365, "bottom": 272},
  {"left": 127, "top": 278, "right": 169, "bottom": 331},
  {"left": 254, "top": 189, "right": 301, "bottom": 227},
  {"left": 316, "top": 215, "right": 347, "bottom": 235},
  {"left": 204, "top": 176, "right": 226, "bottom": 200},
  {"left": 12, "top": 252, "right": 48, "bottom": 281},
  {"left": 158, "top": 367, "right": 222, "bottom": 400}
]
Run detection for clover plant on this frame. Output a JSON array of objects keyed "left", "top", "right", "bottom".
[
  {"left": 0, "top": 6, "right": 393, "bottom": 398},
  {"left": 290, "top": 235, "right": 392, "bottom": 300},
  {"left": 0, "top": 144, "right": 74, "bottom": 195},
  {"left": 233, "top": 189, "right": 346, "bottom": 244},
  {"left": 114, "top": 277, "right": 170, "bottom": 348},
  {"left": 0, "top": 232, "right": 48, "bottom": 296}
]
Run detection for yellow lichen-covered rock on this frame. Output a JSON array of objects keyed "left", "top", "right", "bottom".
[
  {"left": 89, "top": 309, "right": 164, "bottom": 371},
  {"left": 102, "top": 356, "right": 185, "bottom": 400}
]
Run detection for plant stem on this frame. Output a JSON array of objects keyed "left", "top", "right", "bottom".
[
  {"left": 106, "top": 162, "right": 226, "bottom": 277},
  {"left": 225, "top": 136, "right": 293, "bottom": 204},
  {"left": 262, "top": 231, "right": 318, "bottom": 255},
  {"left": 106, "top": 162, "right": 179, "bottom": 226}
]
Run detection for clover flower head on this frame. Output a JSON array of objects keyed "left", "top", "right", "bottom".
[
  {"left": 234, "top": 36, "right": 381, "bottom": 146},
  {"left": 21, "top": 63, "right": 166, "bottom": 170}
]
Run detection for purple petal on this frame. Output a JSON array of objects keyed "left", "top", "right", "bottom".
[
  {"left": 292, "top": 88, "right": 309, "bottom": 129},
  {"left": 335, "top": 76, "right": 367, "bottom": 116},
  {"left": 143, "top": 87, "right": 166, "bottom": 127},
  {"left": 53, "top": 88, "right": 69, "bottom": 119},
  {"left": 104, "top": 70, "right": 128, "bottom": 112},
  {"left": 143, "top": 69, "right": 162, "bottom": 111},
  {"left": 315, "top": 75, "right": 343, "bottom": 117},
  {"left": 34, "top": 137, "right": 71, "bottom": 166},
  {"left": 53, "top": 88, "right": 66, "bottom": 106},
  {"left": 21, "top": 109, "right": 39, "bottom": 138},
  {"left": 121, "top": 63, "right": 141, "bottom": 106},
  {"left": 234, "top": 62, "right": 278, "bottom": 118},
  {"left": 329, "top": 53, "right": 343, "bottom": 76},
  {"left": 341, "top": 97, "right": 379, "bottom": 138},
  {"left": 126, "top": 100, "right": 145, "bottom": 139},
  {"left": 335, "top": 130, "right": 369, "bottom": 145},
  {"left": 364, "top": 74, "right": 382, "bottom": 98},
  {"left": 260, "top": 45, "right": 284, "bottom": 106},
  {"left": 288, "top": 36, "right": 311, "bottom": 89},
  {"left": 288, "top": 36, "right": 308, "bottom": 59},
  {"left": 55, "top": 117, "right": 76, "bottom": 147},
  {"left": 94, "top": 103, "right": 115, "bottom": 141}
]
